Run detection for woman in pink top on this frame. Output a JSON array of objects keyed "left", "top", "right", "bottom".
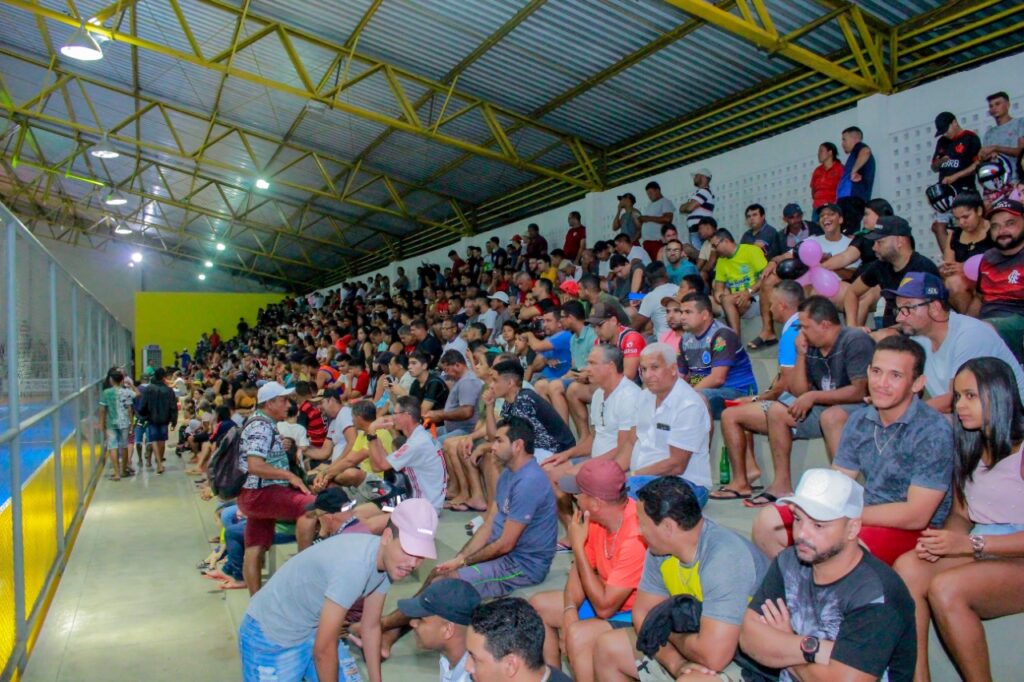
[
  {"left": 895, "top": 357, "right": 1024, "bottom": 682},
  {"left": 809, "top": 142, "right": 843, "bottom": 223}
]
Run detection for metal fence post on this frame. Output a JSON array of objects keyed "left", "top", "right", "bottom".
[
  {"left": 6, "top": 220, "right": 26, "bottom": 665},
  {"left": 71, "top": 287, "right": 83, "bottom": 498},
  {"left": 49, "top": 262, "right": 65, "bottom": 552}
]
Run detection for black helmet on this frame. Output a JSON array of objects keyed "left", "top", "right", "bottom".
[
  {"left": 977, "top": 156, "right": 1012, "bottom": 194},
  {"left": 776, "top": 257, "right": 809, "bottom": 280},
  {"left": 926, "top": 183, "right": 957, "bottom": 212}
]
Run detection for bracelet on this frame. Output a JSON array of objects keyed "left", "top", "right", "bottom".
[
  {"left": 563, "top": 604, "right": 577, "bottom": 612},
  {"left": 969, "top": 534, "right": 988, "bottom": 560}
]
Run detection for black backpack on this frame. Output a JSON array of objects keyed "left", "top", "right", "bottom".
[{"left": 208, "top": 415, "right": 273, "bottom": 501}]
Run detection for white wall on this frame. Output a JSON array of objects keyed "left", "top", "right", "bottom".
[
  {"left": 342, "top": 51, "right": 1024, "bottom": 286},
  {"left": 42, "top": 239, "right": 282, "bottom": 331}
]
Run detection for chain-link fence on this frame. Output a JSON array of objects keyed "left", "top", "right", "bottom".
[{"left": 0, "top": 201, "right": 131, "bottom": 681}]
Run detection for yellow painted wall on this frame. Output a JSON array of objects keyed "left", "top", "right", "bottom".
[{"left": 134, "top": 292, "right": 284, "bottom": 372}]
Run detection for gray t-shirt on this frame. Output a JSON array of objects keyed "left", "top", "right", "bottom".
[
  {"left": 834, "top": 397, "right": 955, "bottom": 527},
  {"left": 912, "top": 312, "right": 1024, "bottom": 401},
  {"left": 740, "top": 223, "right": 785, "bottom": 260},
  {"left": 983, "top": 117, "right": 1024, "bottom": 181},
  {"left": 805, "top": 327, "right": 874, "bottom": 392},
  {"left": 639, "top": 518, "right": 768, "bottom": 626},
  {"left": 445, "top": 372, "right": 483, "bottom": 433},
  {"left": 246, "top": 533, "right": 390, "bottom": 647}
]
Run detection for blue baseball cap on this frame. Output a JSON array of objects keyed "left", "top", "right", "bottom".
[
  {"left": 882, "top": 271, "right": 948, "bottom": 301},
  {"left": 397, "top": 578, "right": 481, "bottom": 625}
]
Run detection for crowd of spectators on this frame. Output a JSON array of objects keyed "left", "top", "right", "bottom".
[{"left": 117, "top": 93, "right": 1024, "bottom": 682}]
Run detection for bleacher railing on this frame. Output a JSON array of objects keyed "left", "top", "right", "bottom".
[{"left": 0, "top": 201, "right": 131, "bottom": 681}]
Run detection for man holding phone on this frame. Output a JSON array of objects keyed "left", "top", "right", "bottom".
[{"left": 731, "top": 296, "right": 873, "bottom": 508}]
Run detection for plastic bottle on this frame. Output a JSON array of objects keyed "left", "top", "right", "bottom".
[
  {"left": 339, "top": 640, "right": 363, "bottom": 682},
  {"left": 719, "top": 445, "right": 731, "bottom": 485}
]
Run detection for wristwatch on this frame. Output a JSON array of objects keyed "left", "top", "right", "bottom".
[
  {"left": 969, "top": 534, "right": 987, "bottom": 560},
  {"left": 800, "top": 635, "right": 820, "bottom": 664},
  {"left": 365, "top": 433, "right": 378, "bottom": 442}
]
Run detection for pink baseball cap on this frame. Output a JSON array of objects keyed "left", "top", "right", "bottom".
[
  {"left": 390, "top": 498, "right": 439, "bottom": 559},
  {"left": 559, "top": 459, "right": 627, "bottom": 501}
]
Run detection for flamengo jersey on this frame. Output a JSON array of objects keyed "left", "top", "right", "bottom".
[
  {"left": 616, "top": 325, "right": 646, "bottom": 358},
  {"left": 933, "top": 130, "right": 981, "bottom": 194}
]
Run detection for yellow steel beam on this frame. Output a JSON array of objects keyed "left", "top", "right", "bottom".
[
  {"left": 660, "top": 0, "right": 879, "bottom": 93},
  {"left": 2, "top": 0, "right": 601, "bottom": 191}
]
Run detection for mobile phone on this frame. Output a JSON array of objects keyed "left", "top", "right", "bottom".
[{"left": 778, "top": 392, "right": 797, "bottom": 407}]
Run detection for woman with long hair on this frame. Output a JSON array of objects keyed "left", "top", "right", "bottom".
[
  {"left": 895, "top": 357, "right": 1024, "bottom": 681},
  {"left": 810, "top": 141, "right": 843, "bottom": 222}
]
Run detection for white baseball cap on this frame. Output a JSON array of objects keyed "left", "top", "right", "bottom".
[
  {"left": 778, "top": 469, "right": 864, "bottom": 522},
  {"left": 256, "top": 381, "right": 294, "bottom": 405},
  {"left": 691, "top": 167, "right": 712, "bottom": 179},
  {"left": 488, "top": 291, "right": 510, "bottom": 304}
]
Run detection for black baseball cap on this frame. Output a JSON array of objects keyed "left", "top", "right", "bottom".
[
  {"left": 305, "top": 488, "right": 355, "bottom": 513},
  {"left": 863, "top": 216, "right": 913, "bottom": 240},
  {"left": 617, "top": 192, "right": 637, "bottom": 203},
  {"left": 397, "top": 578, "right": 481, "bottom": 625},
  {"left": 315, "top": 387, "right": 345, "bottom": 402},
  {"left": 934, "top": 111, "right": 956, "bottom": 137}
]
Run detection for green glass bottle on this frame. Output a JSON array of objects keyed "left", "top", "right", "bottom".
[{"left": 719, "top": 445, "right": 731, "bottom": 485}]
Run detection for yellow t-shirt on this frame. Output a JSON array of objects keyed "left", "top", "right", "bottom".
[
  {"left": 352, "top": 429, "right": 395, "bottom": 474},
  {"left": 540, "top": 267, "right": 559, "bottom": 283},
  {"left": 714, "top": 243, "right": 767, "bottom": 293}
]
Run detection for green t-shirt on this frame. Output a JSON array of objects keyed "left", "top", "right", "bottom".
[
  {"left": 99, "top": 386, "right": 133, "bottom": 430},
  {"left": 570, "top": 326, "right": 598, "bottom": 371}
]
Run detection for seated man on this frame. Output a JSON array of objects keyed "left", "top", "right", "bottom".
[
  {"left": 752, "top": 335, "right": 955, "bottom": 566},
  {"left": 313, "top": 400, "right": 394, "bottom": 489},
  {"left": 467, "top": 598, "right": 573, "bottom": 682},
  {"left": 239, "top": 498, "right": 438, "bottom": 682},
  {"left": 406, "top": 351, "right": 450, "bottom": 414},
  {"left": 308, "top": 389, "right": 357, "bottom": 490},
  {"left": 531, "top": 460, "right": 647, "bottom": 682},
  {"left": 540, "top": 301, "right": 598, "bottom": 438},
  {"left": 740, "top": 469, "right": 916, "bottom": 681},
  {"left": 677, "top": 293, "right": 758, "bottom": 421},
  {"left": 366, "top": 396, "right": 448, "bottom": 513},
  {"left": 630, "top": 343, "right": 712, "bottom": 504},
  {"left": 593, "top": 477, "right": 768, "bottom": 681},
  {"left": 398, "top": 579, "right": 481, "bottom": 682},
  {"left": 488, "top": 360, "right": 575, "bottom": 463},
  {"left": 742, "top": 296, "right": 872, "bottom": 508},
  {"left": 709, "top": 228, "right": 767, "bottom": 334},
  {"left": 425, "top": 350, "right": 483, "bottom": 441},
  {"left": 969, "top": 197, "right": 1024, "bottom": 362},
  {"left": 527, "top": 308, "right": 574, "bottom": 401},
  {"left": 714, "top": 280, "right": 805, "bottom": 500}
]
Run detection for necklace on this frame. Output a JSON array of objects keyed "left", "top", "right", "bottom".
[
  {"left": 603, "top": 516, "right": 624, "bottom": 560},
  {"left": 872, "top": 422, "right": 904, "bottom": 456}
]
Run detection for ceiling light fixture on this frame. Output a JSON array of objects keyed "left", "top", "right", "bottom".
[
  {"left": 114, "top": 221, "right": 132, "bottom": 234},
  {"left": 255, "top": 178, "right": 270, "bottom": 190},
  {"left": 128, "top": 261, "right": 135, "bottom": 268},
  {"left": 198, "top": 273, "right": 207, "bottom": 281},
  {"left": 103, "top": 187, "right": 127, "bottom": 206},
  {"left": 204, "top": 260, "right": 213, "bottom": 267},
  {"left": 215, "top": 242, "right": 226, "bottom": 251},
  {"left": 60, "top": 24, "right": 103, "bottom": 61},
  {"left": 90, "top": 135, "right": 119, "bottom": 159},
  {"left": 131, "top": 251, "right": 143, "bottom": 263}
]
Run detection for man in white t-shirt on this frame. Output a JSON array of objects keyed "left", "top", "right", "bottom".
[
  {"left": 639, "top": 180, "right": 676, "bottom": 262},
  {"left": 309, "top": 389, "right": 357, "bottom": 491},
  {"left": 629, "top": 343, "right": 711, "bottom": 506},
  {"left": 614, "top": 233, "right": 651, "bottom": 266},
  {"left": 541, "top": 344, "right": 642, "bottom": 528},
  {"left": 633, "top": 262, "right": 679, "bottom": 340},
  {"left": 367, "top": 396, "right": 447, "bottom": 512}
]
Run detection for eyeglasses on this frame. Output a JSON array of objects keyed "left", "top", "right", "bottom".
[{"left": 894, "top": 301, "right": 930, "bottom": 317}]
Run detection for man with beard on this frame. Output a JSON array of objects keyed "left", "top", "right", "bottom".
[
  {"left": 740, "top": 469, "right": 917, "bottom": 681},
  {"left": 970, "top": 198, "right": 1024, "bottom": 362}
]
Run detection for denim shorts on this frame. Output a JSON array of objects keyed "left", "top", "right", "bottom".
[
  {"left": 627, "top": 475, "right": 708, "bottom": 508},
  {"left": 146, "top": 423, "right": 169, "bottom": 442},
  {"left": 238, "top": 614, "right": 358, "bottom": 682},
  {"left": 106, "top": 428, "right": 129, "bottom": 449}
]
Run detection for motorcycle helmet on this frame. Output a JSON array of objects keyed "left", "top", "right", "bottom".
[
  {"left": 776, "top": 257, "right": 809, "bottom": 281},
  {"left": 976, "top": 156, "right": 1012, "bottom": 194},
  {"left": 925, "top": 183, "right": 957, "bottom": 213}
]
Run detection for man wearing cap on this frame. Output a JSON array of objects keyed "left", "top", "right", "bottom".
[
  {"left": 398, "top": 579, "right": 481, "bottom": 682},
  {"left": 930, "top": 111, "right": 982, "bottom": 254},
  {"left": 780, "top": 203, "right": 822, "bottom": 250},
  {"left": 638, "top": 181, "right": 676, "bottom": 262},
  {"left": 530, "top": 459, "right": 647, "bottom": 681},
  {"left": 613, "top": 193, "right": 642, "bottom": 244},
  {"left": 678, "top": 168, "right": 715, "bottom": 249},
  {"left": 970, "top": 198, "right": 1024, "bottom": 361},
  {"left": 486, "top": 291, "right": 512, "bottom": 345},
  {"left": 742, "top": 469, "right": 916, "bottom": 681},
  {"left": 589, "top": 302, "right": 646, "bottom": 384},
  {"left": 753, "top": 334, "right": 954, "bottom": 567},
  {"left": 307, "top": 389, "right": 357, "bottom": 489},
  {"left": 843, "top": 215, "right": 940, "bottom": 329},
  {"left": 236, "top": 381, "right": 318, "bottom": 594},
  {"left": 593, "top": 477, "right": 768, "bottom": 681},
  {"left": 239, "top": 498, "right": 439, "bottom": 682}
]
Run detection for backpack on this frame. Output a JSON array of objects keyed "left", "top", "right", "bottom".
[{"left": 208, "top": 414, "right": 273, "bottom": 501}]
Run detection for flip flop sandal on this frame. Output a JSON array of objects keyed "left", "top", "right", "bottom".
[
  {"left": 743, "top": 492, "right": 780, "bottom": 508},
  {"left": 708, "top": 487, "right": 751, "bottom": 500},
  {"left": 747, "top": 337, "right": 778, "bottom": 351}
]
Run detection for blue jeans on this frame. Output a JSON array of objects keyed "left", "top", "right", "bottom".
[
  {"left": 698, "top": 386, "right": 749, "bottom": 420},
  {"left": 239, "top": 614, "right": 359, "bottom": 682},
  {"left": 626, "top": 475, "right": 709, "bottom": 508},
  {"left": 222, "top": 505, "right": 296, "bottom": 581},
  {"left": 689, "top": 231, "right": 704, "bottom": 250}
]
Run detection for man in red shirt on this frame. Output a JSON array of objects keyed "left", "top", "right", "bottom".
[
  {"left": 563, "top": 211, "right": 587, "bottom": 263},
  {"left": 294, "top": 381, "right": 327, "bottom": 448},
  {"left": 971, "top": 198, "right": 1024, "bottom": 362},
  {"left": 209, "top": 328, "right": 221, "bottom": 350},
  {"left": 525, "top": 222, "right": 549, "bottom": 259},
  {"left": 448, "top": 250, "right": 467, "bottom": 278}
]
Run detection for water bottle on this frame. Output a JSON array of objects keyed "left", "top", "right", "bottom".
[
  {"left": 339, "top": 640, "right": 363, "bottom": 682},
  {"left": 719, "top": 446, "right": 731, "bottom": 485}
]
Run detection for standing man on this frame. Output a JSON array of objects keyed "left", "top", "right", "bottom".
[
  {"left": 740, "top": 469, "right": 916, "bottom": 681},
  {"left": 239, "top": 498, "right": 438, "bottom": 682},
  {"left": 678, "top": 168, "right": 715, "bottom": 249},
  {"left": 236, "top": 381, "right": 318, "bottom": 594},
  {"left": 486, "top": 236, "right": 509, "bottom": 272},
  {"left": 638, "top": 181, "right": 676, "bottom": 262},
  {"left": 525, "top": 223, "right": 549, "bottom": 259},
  {"left": 971, "top": 198, "right": 1024, "bottom": 362},
  {"left": 138, "top": 367, "right": 177, "bottom": 475},
  {"left": 564, "top": 211, "right": 587, "bottom": 263},
  {"left": 836, "top": 126, "right": 875, "bottom": 231},
  {"left": 612, "top": 192, "right": 642, "bottom": 244},
  {"left": 930, "top": 111, "right": 982, "bottom": 254},
  {"left": 99, "top": 368, "right": 135, "bottom": 480},
  {"left": 980, "top": 91, "right": 1024, "bottom": 180},
  {"left": 398, "top": 579, "right": 481, "bottom": 682}
]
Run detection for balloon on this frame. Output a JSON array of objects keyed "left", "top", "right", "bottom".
[
  {"left": 810, "top": 266, "right": 841, "bottom": 298},
  {"left": 796, "top": 272, "right": 813, "bottom": 287},
  {"left": 776, "top": 258, "right": 809, "bottom": 280},
  {"left": 963, "top": 254, "right": 983, "bottom": 282},
  {"left": 798, "top": 240, "right": 823, "bottom": 267}
]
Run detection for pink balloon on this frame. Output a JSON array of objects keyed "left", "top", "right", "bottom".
[
  {"left": 810, "top": 266, "right": 841, "bottom": 298},
  {"left": 796, "top": 272, "right": 813, "bottom": 287},
  {"left": 798, "top": 240, "right": 823, "bottom": 267},
  {"left": 963, "top": 254, "right": 983, "bottom": 282}
]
